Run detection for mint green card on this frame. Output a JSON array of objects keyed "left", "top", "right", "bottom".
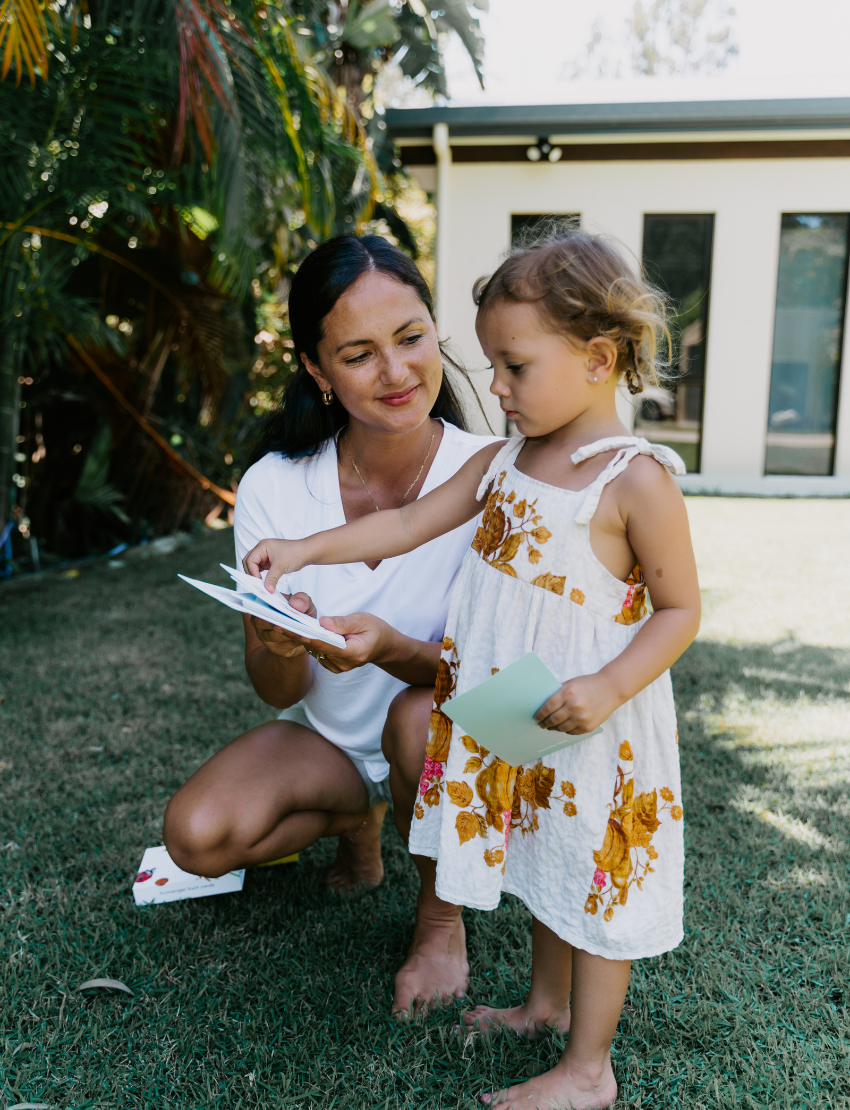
[{"left": 442, "top": 651, "right": 602, "bottom": 766}]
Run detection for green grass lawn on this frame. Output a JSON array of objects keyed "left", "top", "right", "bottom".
[{"left": 1, "top": 503, "right": 848, "bottom": 1109}]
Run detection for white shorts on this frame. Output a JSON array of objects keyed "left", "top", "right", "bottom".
[{"left": 276, "top": 703, "right": 393, "bottom": 809}]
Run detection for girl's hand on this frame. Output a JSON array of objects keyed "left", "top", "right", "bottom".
[
  {"left": 534, "top": 673, "right": 620, "bottom": 734},
  {"left": 243, "top": 538, "right": 308, "bottom": 591}
]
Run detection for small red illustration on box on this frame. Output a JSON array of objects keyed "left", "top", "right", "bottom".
[{"left": 132, "top": 844, "right": 246, "bottom": 906}]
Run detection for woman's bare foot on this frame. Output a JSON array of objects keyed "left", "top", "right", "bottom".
[
  {"left": 481, "top": 1054, "right": 617, "bottom": 1109},
  {"left": 463, "top": 1000, "right": 571, "bottom": 1039},
  {"left": 326, "top": 802, "right": 386, "bottom": 894},
  {"left": 392, "top": 906, "right": 468, "bottom": 1018}
]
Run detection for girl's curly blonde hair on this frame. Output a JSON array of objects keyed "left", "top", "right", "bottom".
[{"left": 472, "top": 223, "right": 671, "bottom": 394}]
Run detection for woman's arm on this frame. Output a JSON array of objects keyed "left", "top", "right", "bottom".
[
  {"left": 315, "top": 611, "right": 442, "bottom": 684},
  {"left": 535, "top": 463, "right": 701, "bottom": 733},
  {"left": 242, "top": 589, "right": 327, "bottom": 709},
  {"left": 245, "top": 441, "right": 504, "bottom": 591},
  {"left": 245, "top": 593, "right": 442, "bottom": 705},
  {"left": 243, "top": 614, "right": 313, "bottom": 710}
]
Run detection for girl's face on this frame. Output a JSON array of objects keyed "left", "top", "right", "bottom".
[
  {"left": 303, "top": 271, "right": 443, "bottom": 435},
  {"left": 476, "top": 299, "right": 617, "bottom": 438}
]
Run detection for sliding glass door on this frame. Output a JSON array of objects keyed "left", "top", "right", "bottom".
[
  {"left": 765, "top": 214, "right": 850, "bottom": 476},
  {"left": 639, "top": 215, "right": 714, "bottom": 473}
]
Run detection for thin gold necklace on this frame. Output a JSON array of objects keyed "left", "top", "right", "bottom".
[{"left": 344, "top": 424, "right": 436, "bottom": 511}]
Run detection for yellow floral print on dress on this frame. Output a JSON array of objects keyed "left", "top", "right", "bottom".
[
  {"left": 584, "top": 741, "right": 682, "bottom": 922},
  {"left": 613, "top": 565, "right": 648, "bottom": 624},
  {"left": 445, "top": 732, "right": 580, "bottom": 872},
  {"left": 472, "top": 470, "right": 564, "bottom": 593},
  {"left": 414, "top": 637, "right": 459, "bottom": 821}
]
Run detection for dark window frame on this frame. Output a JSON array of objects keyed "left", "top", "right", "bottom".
[
  {"left": 764, "top": 212, "right": 850, "bottom": 478},
  {"left": 639, "top": 213, "right": 715, "bottom": 474}
]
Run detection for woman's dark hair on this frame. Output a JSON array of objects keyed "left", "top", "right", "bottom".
[{"left": 251, "top": 235, "right": 476, "bottom": 463}]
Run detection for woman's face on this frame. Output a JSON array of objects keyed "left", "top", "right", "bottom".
[{"left": 303, "top": 271, "right": 443, "bottom": 435}]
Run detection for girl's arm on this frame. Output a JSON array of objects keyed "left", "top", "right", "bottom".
[
  {"left": 535, "top": 460, "right": 701, "bottom": 733},
  {"left": 244, "top": 441, "right": 505, "bottom": 592}
]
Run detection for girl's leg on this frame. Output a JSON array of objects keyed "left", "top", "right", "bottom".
[
  {"left": 163, "top": 718, "right": 385, "bottom": 888},
  {"left": 382, "top": 687, "right": 469, "bottom": 1016},
  {"left": 482, "top": 931, "right": 629, "bottom": 1110},
  {"left": 464, "top": 916, "right": 572, "bottom": 1036}
]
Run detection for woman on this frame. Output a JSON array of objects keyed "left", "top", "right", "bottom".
[{"left": 164, "top": 235, "right": 497, "bottom": 1016}]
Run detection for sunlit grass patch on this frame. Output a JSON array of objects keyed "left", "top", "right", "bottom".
[{"left": 700, "top": 687, "right": 850, "bottom": 790}]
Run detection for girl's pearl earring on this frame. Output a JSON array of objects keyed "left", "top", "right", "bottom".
[{"left": 592, "top": 376, "right": 598, "bottom": 382}]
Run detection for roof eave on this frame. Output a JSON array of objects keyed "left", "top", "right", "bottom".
[{"left": 385, "top": 97, "right": 850, "bottom": 141}]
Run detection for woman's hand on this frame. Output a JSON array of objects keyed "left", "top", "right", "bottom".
[
  {"left": 291, "top": 611, "right": 397, "bottom": 674},
  {"left": 261, "top": 606, "right": 441, "bottom": 685},
  {"left": 534, "top": 673, "right": 620, "bottom": 734},
  {"left": 253, "top": 600, "right": 396, "bottom": 673},
  {"left": 250, "top": 592, "right": 321, "bottom": 659},
  {"left": 243, "top": 537, "right": 309, "bottom": 591}
]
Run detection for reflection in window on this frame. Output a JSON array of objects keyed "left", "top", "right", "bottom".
[
  {"left": 511, "top": 214, "right": 579, "bottom": 245},
  {"left": 765, "top": 214, "right": 850, "bottom": 476},
  {"left": 638, "top": 215, "right": 714, "bottom": 473}
]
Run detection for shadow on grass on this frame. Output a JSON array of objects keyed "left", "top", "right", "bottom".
[
  {"left": 463, "top": 638, "right": 850, "bottom": 1110},
  {"left": 1, "top": 545, "right": 848, "bottom": 1109}
]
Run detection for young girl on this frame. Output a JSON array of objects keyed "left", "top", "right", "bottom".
[{"left": 245, "top": 230, "right": 701, "bottom": 1110}]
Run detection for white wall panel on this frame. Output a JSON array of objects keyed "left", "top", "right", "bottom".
[{"left": 438, "top": 155, "right": 850, "bottom": 490}]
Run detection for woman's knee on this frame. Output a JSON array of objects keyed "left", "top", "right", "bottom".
[
  {"left": 162, "top": 788, "right": 239, "bottom": 878},
  {"left": 382, "top": 685, "right": 432, "bottom": 770}
]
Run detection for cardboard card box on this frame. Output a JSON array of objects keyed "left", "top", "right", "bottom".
[{"left": 133, "top": 844, "right": 244, "bottom": 905}]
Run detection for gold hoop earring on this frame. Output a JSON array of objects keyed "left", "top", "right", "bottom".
[{"left": 321, "top": 390, "right": 334, "bottom": 406}]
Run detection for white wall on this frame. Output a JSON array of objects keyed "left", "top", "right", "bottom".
[{"left": 439, "top": 155, "right": 850, "bottom": 492}]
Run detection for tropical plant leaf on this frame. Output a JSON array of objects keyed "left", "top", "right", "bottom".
[
  {"left": 0, "top": 0, "right": 59, "bottom": 86},
  {"left": 73, "top": 426, "right": 131, "bottom": 523}
]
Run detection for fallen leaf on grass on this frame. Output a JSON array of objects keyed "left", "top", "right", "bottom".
[
  {"left": 77, "top": 978, "right": 134, "bottom": 996},
  {"left": 7, "top": 1103, "right": 53, "bottom": 1108}
]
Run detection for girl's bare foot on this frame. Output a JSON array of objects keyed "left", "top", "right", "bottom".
[
  {"left": 463, "top": 1000, "right": 570, "bottom": 1039},
  {"left": 326, "top": 802, "right": 386, "bottom": 894},
  {"left": 392, "top": 907, "right": 468, "bottom": 1018},
  {"left": 481, "top": 1054, "right": 617, "bottom": 1109}
]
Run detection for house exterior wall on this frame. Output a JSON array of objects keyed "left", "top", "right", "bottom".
[{"left": 436, "top": 156, "right": 850, "bottom": 494}]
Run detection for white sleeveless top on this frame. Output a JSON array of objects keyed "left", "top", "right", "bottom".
[
  {"left": 234, "top": 420, "right": 498, "bottom": 782},
  {"left": 408, "top": 436, "right": 687, "bottom": 961}
]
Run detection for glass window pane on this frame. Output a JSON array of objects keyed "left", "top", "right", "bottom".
[
  {"left": 765, "top": 214, "right": 850, "bottom": 476},
  {"left": 638, "top": 215, "right": 714, "bottom": 474}
]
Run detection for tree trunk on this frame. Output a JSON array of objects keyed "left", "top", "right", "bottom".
[{"left": 0, "top": 324, "right": 23, "bottom": 528}]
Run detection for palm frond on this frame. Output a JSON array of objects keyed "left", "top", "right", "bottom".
[
  {"left": 173, "top": 0, "right": 250, "bottom": 163},
  {"left": 0, "top": 0, "right": 59, "bottom": 86},
  {"left": 68, "top": 336, "right": 237, "bottom": 505},
  {"left": 434, "top": 0, "right": 485, "bottom": 88}
]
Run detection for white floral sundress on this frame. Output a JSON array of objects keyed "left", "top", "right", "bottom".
[{"left": 408, "top": 436, "right": 687, "bottom": 961}]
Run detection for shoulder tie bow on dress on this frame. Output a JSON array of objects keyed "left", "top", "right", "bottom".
[{"left": 573, "top": 437, "right": 686, "bottom": 526}]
